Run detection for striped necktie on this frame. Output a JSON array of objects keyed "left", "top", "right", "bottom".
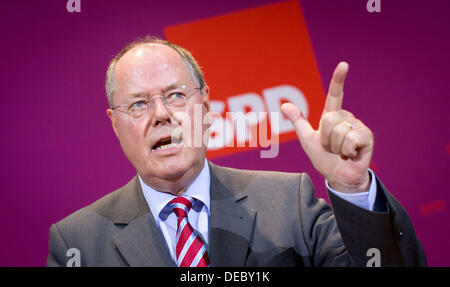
[{"left": 168, "top": 195, "right": 209, "bottom": 267}]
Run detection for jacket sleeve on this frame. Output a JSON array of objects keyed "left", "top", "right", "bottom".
[
  {"left": 47, "top": 223, "right": 69, "bottom": 267},
  {"left": 298, "top": 173, "right": 354, "bottom": 266},
  {"left": 327, "top": 174, "right": 427, "bottom": 266}
]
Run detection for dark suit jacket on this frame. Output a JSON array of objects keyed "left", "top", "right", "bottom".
[{"left": 47, "top": 161, "right": 427, "bottom": 266}]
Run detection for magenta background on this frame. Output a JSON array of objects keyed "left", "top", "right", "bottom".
[{"left": 0, "top": 0, "right": 448, "bottom": 266}]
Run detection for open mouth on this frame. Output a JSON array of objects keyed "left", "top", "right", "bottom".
[{"left": 152, "top": 136, "right": 183, "bottom": 151}]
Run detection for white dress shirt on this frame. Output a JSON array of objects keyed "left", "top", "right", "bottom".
[
  {"left": 139, "top": 161, "right": 377, "bottom": 263},
  {"left": 326, "top": 169, "right": 377, "bottom": 211},
  {"left": 139, "top": 160, "right": 210, "bottom": 263}
]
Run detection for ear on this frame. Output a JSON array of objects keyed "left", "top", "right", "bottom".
[
  {"left": 106, "top": 109, "right": 119, "bottom": 138},
  {"left": 202, "top": 85, "right": 210, "bottom": 112}
]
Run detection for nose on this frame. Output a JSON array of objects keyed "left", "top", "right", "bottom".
[{"left": 151, "top": 97, "right": 172, "bottom": 126}]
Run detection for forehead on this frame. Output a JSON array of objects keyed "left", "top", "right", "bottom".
[{"left": 114, "top": 44, "right": 192, "bottom": 94}]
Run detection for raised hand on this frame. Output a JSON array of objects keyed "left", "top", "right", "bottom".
[{"left": 281, "top": 62, "right": 374, "bottom": 193}]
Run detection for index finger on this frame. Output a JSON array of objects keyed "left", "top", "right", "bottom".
[{"left": 323, "top": 61, "right": 349, "bottom": 114}]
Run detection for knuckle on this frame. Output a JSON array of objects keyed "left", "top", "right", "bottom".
[
  {"left": 345, "top": 131, "right": 359, "bottom": 146},
  {"left": 320, "top": 133, "right": 330, "bottom": 148},
  {"left": 338, "top": 110, "right": 353, "bottom": 118},
  {"left": 336, "top": 122, "right": 349, "bottom": 134},
  {"left": 332, "top": 122, "right": 350, "bottom": 142},
  {"left": 321, "top": 112, "right": 345, "bottom": 131},
  {"left": 330, "top": 140, "right": 340, "bottom": 154},
  {"left": 342, "top": 146, "right": 353, "bottom": 157},
  {"left": 347, "top": 129, "right": 357, "bottom": 139},
  {"left": 342, "top": 141, "right": 357, "bottom": 157},
  {"left": 320, "top": 112, "right": 334, "bottom": 125}
]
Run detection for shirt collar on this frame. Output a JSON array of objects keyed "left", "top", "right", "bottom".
[{"left": 138, "top": 160, "right": 211, "bottom": 222}]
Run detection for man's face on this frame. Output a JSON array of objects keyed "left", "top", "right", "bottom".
[{"left": 107, "top": 44, "right": 210, "bottom": 191}]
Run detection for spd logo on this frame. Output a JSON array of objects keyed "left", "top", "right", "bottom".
[{"left": 165, "top": 1, "right": 325, "bottom": 158}]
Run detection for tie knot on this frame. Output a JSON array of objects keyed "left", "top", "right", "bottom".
[{"left": 169, "top": 195, "right": 195, "bottom": 218}]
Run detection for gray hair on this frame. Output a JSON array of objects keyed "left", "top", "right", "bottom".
[{"left": 105, "top": 36, "right": 206, "bottom": 107}]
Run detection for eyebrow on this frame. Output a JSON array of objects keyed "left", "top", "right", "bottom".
[{"left": 126, "top": 82, "right": 185, "bottom": 99}]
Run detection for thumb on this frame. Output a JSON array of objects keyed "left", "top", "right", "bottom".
[{"left": 281, "top": 103, "right": 315, "bottom": 144}]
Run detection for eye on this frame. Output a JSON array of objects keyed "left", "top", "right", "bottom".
[
  {"left": 168, "top": 92, "right": 186, "bottom": 100},
  {"left": 129, "top": 100, "right": 148, "bottom": 110}
]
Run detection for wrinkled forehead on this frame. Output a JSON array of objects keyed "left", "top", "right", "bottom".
[{"left": 114, "top": 44, "right": 192, "bottom": 94}]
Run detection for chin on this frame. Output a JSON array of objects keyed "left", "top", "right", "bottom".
[
  {"left": 158, "top": 163, "right": 189, "bottom": 179},
  {"left": 137, "top": 147, "right": 205, "bottom": 183},
  {"left": 151, "top": 154, "right": 194, "bottom": 180}
]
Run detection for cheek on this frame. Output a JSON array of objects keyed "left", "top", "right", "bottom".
[
  {"left": 117, "top": 120, "right": 148, "bottom": 152},
  {"left": 178, "top": 103, "right": 209, "bottom": 147}
]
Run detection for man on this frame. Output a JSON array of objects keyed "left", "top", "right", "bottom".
[{"left": 47, "top": 37, "right": 427, "bottom": 267}]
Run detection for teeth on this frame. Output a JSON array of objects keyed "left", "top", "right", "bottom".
[{"left": 155, "top": 141, "right": 181, "bottom": 150}]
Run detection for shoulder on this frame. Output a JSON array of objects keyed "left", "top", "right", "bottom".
[
  {"left": 53, "top": 176, "right": 145, "bottom": 231},
  {"left": 208, "top": 161, "right": 311, "bottom": 198}
]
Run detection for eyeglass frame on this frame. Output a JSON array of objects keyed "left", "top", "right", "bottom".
[{"left": 110, "top": 85, "right": 203, "bottom": 117}]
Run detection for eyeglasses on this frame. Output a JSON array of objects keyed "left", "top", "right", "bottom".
[{"left": 111, "top": 85, "right": 202, "bottom": 118}]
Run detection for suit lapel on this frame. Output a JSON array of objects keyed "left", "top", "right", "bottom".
[
  {"left": 113, "top": 213, "right": 175, "bottom": 266},
  {"left": 208, "top": 162, "right": 257, "bottom": 267},
  {"left": 109, "top": 176, "right": 175, "bottom": 267},
  {"left": 108, "top": 162, "right": 257, "bottom": 267}
]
